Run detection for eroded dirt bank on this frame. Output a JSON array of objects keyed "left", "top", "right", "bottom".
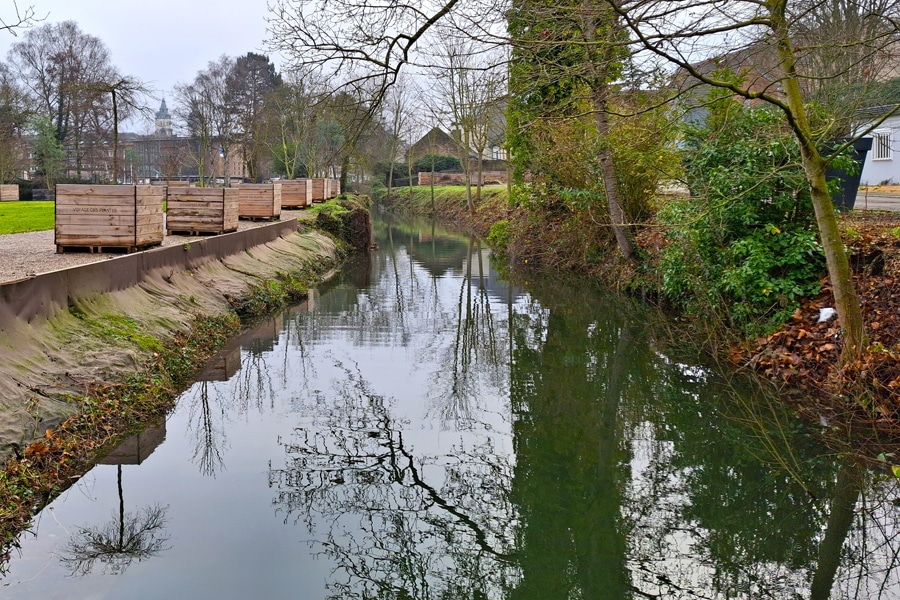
[{"left": 0, "top": 229, "right": 341, "bottom": 461}]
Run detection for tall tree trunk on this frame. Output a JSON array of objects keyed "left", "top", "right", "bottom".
[
  {"left": 772, "top": 6, "right": 867, "bottom": 364},
  {"left": 407, "top": 157, "right": 414, "bottom": 200},
  {"left": 801, "top": 146, "right": 867, "bottom": 361},
  {"left": 461, "top": 132, "right": 475, "bottom": 214},
  {"left": 111, "top": 90, "right": 119, "bottom": 183},
  {"left": 583, "top": 5, "right": 634, "bottom": 260},
  {"left": 340, "top": 154, "right": 350, "bottom": 193},
  {"left": 593, "top": 103, "right": 633, "bottom": 261},
  {"left": 387, "top": 160, "right": 395, "bottom": 199},
  {"left": 476, "top": 153, "right": 483, "bottom": 203}
]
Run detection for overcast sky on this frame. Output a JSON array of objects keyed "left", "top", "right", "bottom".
[{"left": 0, "top": 0, "right": 280, "bottom": 131}]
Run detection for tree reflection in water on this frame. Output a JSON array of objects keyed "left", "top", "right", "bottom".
[
  {"left": 186, "top": 313, "right": 310, "bottom": 477},
  {"left": 59, "top": 465, "right": 170, "bottom": 576},
  {"left": 269, "top": 361, "right": 518, "bottom": 599},
  {"left": 187, "top": 381, "right": 228, "bottom": 477},
  {"left": 430, "top": 237, "right": 505, "bottom": 430},
  {"left": 265, "top": 220, "right": 900, "bottom": 598}
]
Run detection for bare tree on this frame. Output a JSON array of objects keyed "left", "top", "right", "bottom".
[
  {"left": 205, "top": 56, "right": 238, "bottom": 186},
  {"left": 268, "top": 0, "right": 468, "bottom": 95},
  {"left": 59, "top": 465, "right": 170, "bottom": 576},
  {"left": 430, "top": 38, "right": 477, "bottom": 213},
  {"left": 267, "top": 0, "right": 500, "bottom": 186},
  {"left": 0, "top": 2, "right": 41, "bottom": 37},
  {"left": 318, "top": 86, "right": 386, "bottom": 190},
  {"left": 8, "top": 20, "right": 120, "bottom": 179},
  {"left": 175, "top": 57, "right": 237, "bottom": 186},
  {"left": 793, "top": 0, "right": 900, "bottom": 129},
  {"left": 430, "top": 36, "right": 507, "bottom": 206},
  {"left": 87, "top": 75, "right": 151, "bottom": 181},
  {"left": 262, "top": 67, "right": 372, "bottom": 182},
  {"left": 263, "top": 69, "right": 310, "bottom": 179},
  {"left": 271, "top": 73, "right": 333, "bottom": 179},
  {"left": 174, "top": 79, "right": 215, "bottom": 184},
  {"left": 382, "top": 74, "right": 416, "bottom": 198}
]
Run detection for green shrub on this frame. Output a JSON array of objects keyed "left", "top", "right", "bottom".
[
  {"left": 487, "top": 219, "right": 510, "bottom": 252},
  {"left": 413, "top": 154, "right": 461, "bottom": 173},
  {"left": 372, "top": 161, "right": 409, "bottom": 186},
  {"left": 370, "top": 181, "right": 387, "bottom": 202},
  {"left": 660, "top": 100, "right": 827, "bottom": 335}
]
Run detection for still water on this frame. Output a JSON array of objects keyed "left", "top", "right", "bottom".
[{"left": 4, "top": 216, "right": 900, "bottom": 599}]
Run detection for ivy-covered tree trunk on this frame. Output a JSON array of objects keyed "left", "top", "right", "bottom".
[{"left": 340, "top": 154, "right": 350, "bottom": 195}]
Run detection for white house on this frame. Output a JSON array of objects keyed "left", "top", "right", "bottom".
[{"left": 855, "top": 106, "right": 900, "bottom": 185}]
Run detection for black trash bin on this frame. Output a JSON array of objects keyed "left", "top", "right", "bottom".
[{"left": 825, "top": 137, "right": 873, "bottom": 212}]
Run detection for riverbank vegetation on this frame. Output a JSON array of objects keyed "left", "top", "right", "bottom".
[
  {"left": 272, "top": 0, "right": 900, "bottom": 435},
  {"left": 0, "top": 196, "right": 368, "bottom": 560},
  {"left": 381, "top": 158, "right": 900, "bottom": 432}
]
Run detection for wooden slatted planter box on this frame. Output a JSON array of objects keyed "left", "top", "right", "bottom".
[
  {"left": 0, "top": 184, "right": 18, "bottom": 201},
  {"left": 55, "top": 184, "right": 164, "bottom": 253},
  {"left": 166, "top": 187, "right": 239, "bottom": 235},
  {"left": 238, "top": 182, "right": 282, "bottom": 220},
  {"left": 311, "top": 178, "right": 327, "bottom": 203},
  {"left": 327, "top": 178, "right": 341, "bottom": 198},
  {"left": 280, "top": 179, "right": 312, "bottom": 208}
]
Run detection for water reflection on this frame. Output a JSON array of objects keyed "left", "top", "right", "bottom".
[
  {"left": 269, "top": 361, "right": 517, "bottom": 599},
  {"left": 60, "top": 425, "right": 171, "bottom": 576},
  {"left": 59, "top": 469, "right": 169, "bottom": 576},
  {"left": 431, "top": 238, "right": 506, "bottom": 429},
  {"left": 269, "top": 218, "right": 900, "bottom": 598},
  {"left": 186, "top": 305, "right": 313, "bottom": 477},
  {"left": 6, "top": 216, "right": 900, "bottom": 599}
]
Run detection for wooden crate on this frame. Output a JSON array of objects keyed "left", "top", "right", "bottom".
[
  {"left": 0, "top": 184, "right": 18, "bottom": 201},
  {"left": 311, "top": 178, "right": 327, "bottom": 203},
  {"left": 166, "top": 187, "right": 239, "bottom": 235},
  {"left": 55, "top": 184, "right": 164, "bottom": 253},
  {"left": 281, "top": 179, "right": 312, "bottom": 208},
  {"left": 327, "top": 178, "right": 341, "bottom": 198},
  {"left": 238, "top": 182, "right": 282, "bottom": 220}
]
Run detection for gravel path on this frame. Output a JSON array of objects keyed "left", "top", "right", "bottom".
[{"left": 0, "top": 209, "right": 313, "bottom": 284}]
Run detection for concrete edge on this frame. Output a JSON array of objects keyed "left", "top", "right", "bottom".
[{"left": 0, "top": 219, "right": 301, "bottom": 330}]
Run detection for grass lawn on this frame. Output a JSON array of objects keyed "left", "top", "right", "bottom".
[{"left": 0, "top": 201, "right": 54, "bottom": 234}]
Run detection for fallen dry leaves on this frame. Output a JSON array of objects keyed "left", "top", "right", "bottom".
[{"left": 731, "top": 211, "right": 900, "bottom": 425}]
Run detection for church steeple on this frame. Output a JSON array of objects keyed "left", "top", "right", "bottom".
[{"left": 155, "top": 98, "right": 172, "bottom": 138}]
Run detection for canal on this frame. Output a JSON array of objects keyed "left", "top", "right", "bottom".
[{"left": 3, "top": 215, "right": 900, "bottom": 598}]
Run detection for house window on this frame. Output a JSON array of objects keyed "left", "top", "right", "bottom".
[
  {"left": 491, "top": 146, "right": 508, "bottom": 160},
  {"left": 873, "top": 130, "right": 892, "bottom": 161}
]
